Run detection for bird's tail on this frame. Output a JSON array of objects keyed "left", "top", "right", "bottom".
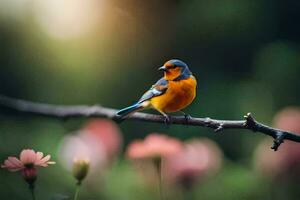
[{"left": 116, "top": 103, "right": 144, "bottom": 120}]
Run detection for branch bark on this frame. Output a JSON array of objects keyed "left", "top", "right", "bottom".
[{"left": 0, "top": 95, "right": 299, "bottom": 151}]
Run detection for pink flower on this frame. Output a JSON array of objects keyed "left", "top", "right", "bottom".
[
  {"left": 1, "top": 149, "right": 55, "bottom": 186},
  {"left": 59, "top": 120, "right": 122, "bottom": 184},
  {"left": 1, "top": 149, "right": 55, "bottom": 172},
  {"left": 164, "top": 139, "right": 222, "bottom": 189},
  {"left": 126, "top": 134, "right": 183, "bottom": 160},
  {"left": 59, "top": 135, "right": 106, "bottom": 170},
  {"left": 126, "top": 134, "right": 183, "bottom": 188},
  {"left": 254, "top": 107, "right": 300, "bottom": 180},
  {"left": 273, "top": 107, "right": 300, "bottom": 133},
  {"left": 80, "top": 119, "right": 123, "bottom": 159}
]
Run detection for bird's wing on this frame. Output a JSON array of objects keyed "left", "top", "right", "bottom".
[{"left": 138, "top": 78, "right": 169, "bottom": 103}]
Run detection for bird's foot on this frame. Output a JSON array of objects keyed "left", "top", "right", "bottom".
[
  {"left": 164, "top": 115, "right": 171, "bottom": 126},
  {"left": 179, "top": 111, "right": 192, "bottom": 124},
  {"left": 114, "top": 115, "right": 125, "bottom": 124},
  {"left": 183, "top": 114, "right": 192, "bottom": 124}
]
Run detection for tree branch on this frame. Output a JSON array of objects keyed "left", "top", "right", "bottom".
[{"left": 0, "top": 95, "right": 299, "bottom": 150}]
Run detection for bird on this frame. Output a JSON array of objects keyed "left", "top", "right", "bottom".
[{"left": 116, "top": 59, "right": 197, "bottom": 123}]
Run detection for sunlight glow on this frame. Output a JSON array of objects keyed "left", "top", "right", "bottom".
[{"left": 33, "top": 0, "right": 106, "bottom": 39}]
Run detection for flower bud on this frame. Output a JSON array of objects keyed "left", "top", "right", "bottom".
[
  {"left": 72, "top": 158, "right": 90, "bottom": 185},
  {"left": 21, "top": 167, "right": 37, "bottom": 186}
]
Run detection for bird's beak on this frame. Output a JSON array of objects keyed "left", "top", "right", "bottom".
[{"left": 158, "top": 66, "right": 168, "bottom": 72}]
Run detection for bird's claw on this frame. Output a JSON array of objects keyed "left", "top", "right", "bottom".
[
  {"left": 184, "top": 114, "right": 192, "bottom": 124},
  {"left": 164, "top": 115, "right": 171, "bottom": 125}
]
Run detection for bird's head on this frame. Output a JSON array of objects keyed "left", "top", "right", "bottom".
[{"left": 158, "top": 59, "right": 192, "bottom": 81}]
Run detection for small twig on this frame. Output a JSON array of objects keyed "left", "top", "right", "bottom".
[
  {"left": 214, "top": 123, "right": 224, "bottom": 133},
  {"left": 271, "top": 132, "right": 287, "bottom": 151},
  {"left": 0, "top": 95, "right": 299, "bottom": 150}
]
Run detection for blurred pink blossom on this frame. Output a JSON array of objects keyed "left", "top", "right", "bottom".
[
  {"left": 126, "top": 134, "right": 183, "bottom": 160},
  {"left": 273, "top": 107, "right": 300, "bottom": 133},
  {"left": 164, "top": 139, "right": 222, "bottom": 189},
  {"left": 59, "top": 119, "right": 122, "bottom": 179},
  {"left": 126, "top": 134, "right": 183, "bottom": 188},
  {"left": 59, "top": 135, "right": 106, "bottom": 172},
  {"left": 254, "top": 107, "right": 300, "bottom": 179},
  {"left": 80, "top": 119, "right": 122, "bottom": 159}
]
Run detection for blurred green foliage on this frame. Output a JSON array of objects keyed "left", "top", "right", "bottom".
[{"left": 1, "top": 0, "right": 300, "bottom": 199}]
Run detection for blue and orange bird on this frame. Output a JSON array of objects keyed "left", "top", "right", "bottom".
[{"left": 116, "top": 59, "right": 197, "bottom": 123}]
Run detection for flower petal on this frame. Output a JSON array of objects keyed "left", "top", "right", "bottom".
[
  {"left": 36, "top": 152, "right": 44, "bottom": 160},
  {"left": 2, "top": 159, "right": 24, "bottom": 171},
  {"left": 20, "top": 149, "right": 37, "bottom": 165},
  {"left": 34, "top": 152, "right": 44, "bottom": 165},
  {"left": 35, "top": 155, "right": 51, "bottom": 167},
  {"left": 3, "top": 160, "right": 14, "bottom": 168},
  {"left": 8, "top": 157, "right": 23, "bottom": 168}
]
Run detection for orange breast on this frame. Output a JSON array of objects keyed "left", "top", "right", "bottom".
[{"left": 150, "top": 77, "right": 197, "bottom": 113}]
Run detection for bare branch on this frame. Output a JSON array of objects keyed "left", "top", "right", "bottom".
[{"left": 0, "top": 95, "right": 299, "bottom": 150}]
